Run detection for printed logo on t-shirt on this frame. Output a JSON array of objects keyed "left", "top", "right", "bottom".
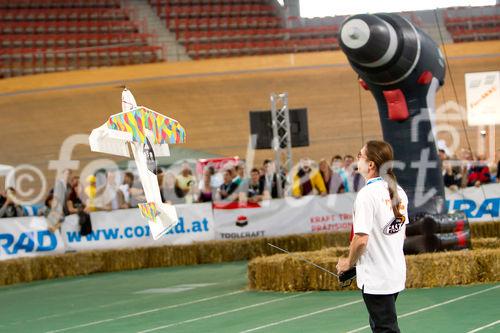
[{"left": 382, "top": 216, "right": 405, "bottom": 235}]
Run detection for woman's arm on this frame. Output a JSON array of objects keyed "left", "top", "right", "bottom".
[
  {"left": 66, "top": 200, "right": 79, "bottom": 214},
  {"left": 336, "top": 233, "right": 369, "bottom": 274}
]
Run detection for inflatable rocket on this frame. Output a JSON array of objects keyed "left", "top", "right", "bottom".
[
  {"left": 340, "top": 14, "right": 471, "bottom": 253},
  {"left": 340, "top": 13, "right": 447, "bottom": 216}
]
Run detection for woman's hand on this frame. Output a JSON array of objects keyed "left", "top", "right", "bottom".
[{"left": 336, "top": 257, "right": 352, "bottom": 275}]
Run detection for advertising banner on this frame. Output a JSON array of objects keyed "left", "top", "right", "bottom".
[
  {"left": 0, "top": 216, "right": 66, "bottom": 260},
  {"left": 213, "top": 194, "right": 356, "bottom": 240},
  {"left": 61, "top": 203, "right": 214, "bottom": 251},
  {"left": 445, "top": 183, "right": 499, "bottom": 222}
]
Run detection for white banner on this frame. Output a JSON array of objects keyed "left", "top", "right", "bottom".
[
  {"left": 445, "top": 183, "right": 499, "bottom": 222},
  {"left": 0, "top": 216, "right": 66, "bottom": 260},
  {"left": 465, "top": 71, "right": 500, "bottom": 126},
  {"left": 213, "top": 194, "right": 356, "bottom": 240},
  {"left": 61, "top": 203, "right": 215, "bottom": 251},
  {"left": 0, "top": 185, "right": 497, "bottom": 260}
]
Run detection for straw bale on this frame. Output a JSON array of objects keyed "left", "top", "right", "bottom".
[
  {"left": 470, "top": 221, "right": 500, "bottom": 238},
  {"left": 471, "top": 237, "right": 500, "bottom": 249},
  {"left": 0, "top": 231, "right": 350, "bottom": 286},
  {"left": 248, "top": 248, "right": 500, "bottom": 291}
]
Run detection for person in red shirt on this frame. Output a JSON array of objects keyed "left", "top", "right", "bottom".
[{"left": 467, "top": 155, "right": 491, "bottom": 187}]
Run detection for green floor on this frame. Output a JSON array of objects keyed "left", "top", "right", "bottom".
[{"left": 0, "top": 262, "right": 498, "bottom": 333}]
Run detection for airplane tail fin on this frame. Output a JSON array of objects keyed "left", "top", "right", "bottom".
[{"left": 138, "top": 202, "right": 179, "bottom": 240}]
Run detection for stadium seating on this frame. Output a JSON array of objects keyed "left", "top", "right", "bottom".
[
  {"left": 1, "top": 1, "right": 499, "bottom": 77},
  {"left": 448, "top": 26, "right": 500, "bottom": 42},
  {"left": 0, "top": 0, "right": 121, "bottom": 9},
  {"left": 0, "top": 0, "right": 161, "bottom": 78},
  {"left": 149, "top": 0, "right": 340, "bottom": 60},
  {"left": 1, "top": 33, "right": 155, "bottom": 48},
  {"left": 0, "top": 21, "right": 139, "bottom": 34},
  {"left": 444, "top": 6, "right": 500, "bottom": 42},
  {"left": 1, "top": 46, "right": 163, "bottom": 77},
  {"left": 0, "top": 8, "right": 130, "bottom": 21},
  {"left": 180, "top": 26, "right": 339, "bottom": 43},
  {"left": 186, "top": 38, "right": 338, "bottom": 59},
  {"left": 163, "top": 4, "right": 276, "bottom": 21}
]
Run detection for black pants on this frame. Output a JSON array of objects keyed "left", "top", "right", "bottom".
[{"left": 362, "top": 290, "right": 400, "bottom": 333}]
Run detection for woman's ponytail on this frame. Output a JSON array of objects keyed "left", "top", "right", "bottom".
[
  {"left": 384, "top": 169, "right": 402, "bottom": 218},
  {"left": 365, "top": 140, "right": 402, "bottom": 219}
]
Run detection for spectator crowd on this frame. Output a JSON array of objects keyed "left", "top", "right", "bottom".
[
  {"left": 0, "top": 149, "right": 498, "bottom": 221},
  {"left": 439, "top": 148, "right": 498, "bottom": 190}
]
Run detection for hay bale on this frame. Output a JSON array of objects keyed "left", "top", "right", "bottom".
[
  {"left": 248, "top": 247, "right": 351, "bottom": 291},
  {"left": 407, "top": 251, "right": 480, "bottom": 287},
  {"left": 193, "top": 232, "right": 350, "bottom": 264},
  {"left": 470, "top": 221, "right": 500, "bottom": 238},
  {"left": 0, "top": 231, "right": 350, "bottom": 286},
  {"left": 0, "top": 252, "right": 104, "bottom": 285},
  {"left": 471, "top": 237, "right": 500, "bottom": 249},
  {"left": 248, "top": 248, "right": 500, "bottom": 291},
  {"left": 4, "top": 226, "right": 496, "bottom": 287}
]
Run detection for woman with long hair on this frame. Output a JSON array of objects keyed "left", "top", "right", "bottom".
[
  {"left": 198, "top": 166, "right": 215, "bottom": 203},
  {"left": 337, "top": 140, "right": 408, "bottom": 333},
  {"left": 319, "top": 158, "right": 345, "bottom": 194}
]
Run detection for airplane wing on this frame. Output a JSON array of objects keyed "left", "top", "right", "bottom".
[{"left": 90, "top": 106, "right": 185, "bottom": 157}]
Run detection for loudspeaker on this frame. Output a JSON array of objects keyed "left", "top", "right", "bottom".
[{"left": 249, "top": 108, "right": 309, "bottom": 149}]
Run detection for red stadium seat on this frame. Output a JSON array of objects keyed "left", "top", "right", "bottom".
[
  {"left": 0, "top": 21, "right": 138, "bottom": 34},
  {"left": 185, "top": 38, "right": 339, "bottom": 59},
  {"left": 0, "top": 0, "right": 121, "bottom": 9},
  {"left": 450, "top": 27, "right": 500, "bottom": 42},
  {"left": 1, "top": 45, "right": 163, "bottom": 77},
  {"left": 145, "top": 0, "right": 343, "bottom": 60},
  {"left": 444, "top": 5, "right": 499, "bottom": 42},
  {"left": 0, "top": 8, "right": 130, "bottom": 21},
  {"left": 0, "top": 0, "right": 161, "bottom": 77},
  {"left": 1, "top": 33, "right": 154, "bottom": 48}
]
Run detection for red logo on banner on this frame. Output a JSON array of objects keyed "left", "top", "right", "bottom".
[{"left": 236, "top": 215, "right": 248, "bottom": 227}]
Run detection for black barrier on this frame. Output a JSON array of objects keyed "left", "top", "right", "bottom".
[
  {"left": 406, "top": 211, "right": 469, "bottom": 236},
  {"left": 404, "top": 211, "right": 471, "bottom": 254}
]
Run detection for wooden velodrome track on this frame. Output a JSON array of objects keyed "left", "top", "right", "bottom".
[{"left": 0, "top": 41, "right": 498, "bottom": 190}]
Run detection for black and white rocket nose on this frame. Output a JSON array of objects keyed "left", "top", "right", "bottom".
[
  {"left": 341, "top": 18, "right": 370, "bottom": 49},
  {"left": 340, "top": 14, "right": 398, "bottom": 68}
]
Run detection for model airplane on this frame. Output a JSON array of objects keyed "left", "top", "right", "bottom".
[{"left": 89, "top": 89, "right": 186, "bottom": 239}]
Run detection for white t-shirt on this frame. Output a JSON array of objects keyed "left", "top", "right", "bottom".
[
  {"left": 119, "top": 184, "right": 131, "bottom": 203},
  {"left": 353, "top": 177, "right": 409, "bottom": 295}
]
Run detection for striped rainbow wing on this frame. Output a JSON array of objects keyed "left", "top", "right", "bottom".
[{"left": 107, "top": 107, "right": 186, "bottom": 145}]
